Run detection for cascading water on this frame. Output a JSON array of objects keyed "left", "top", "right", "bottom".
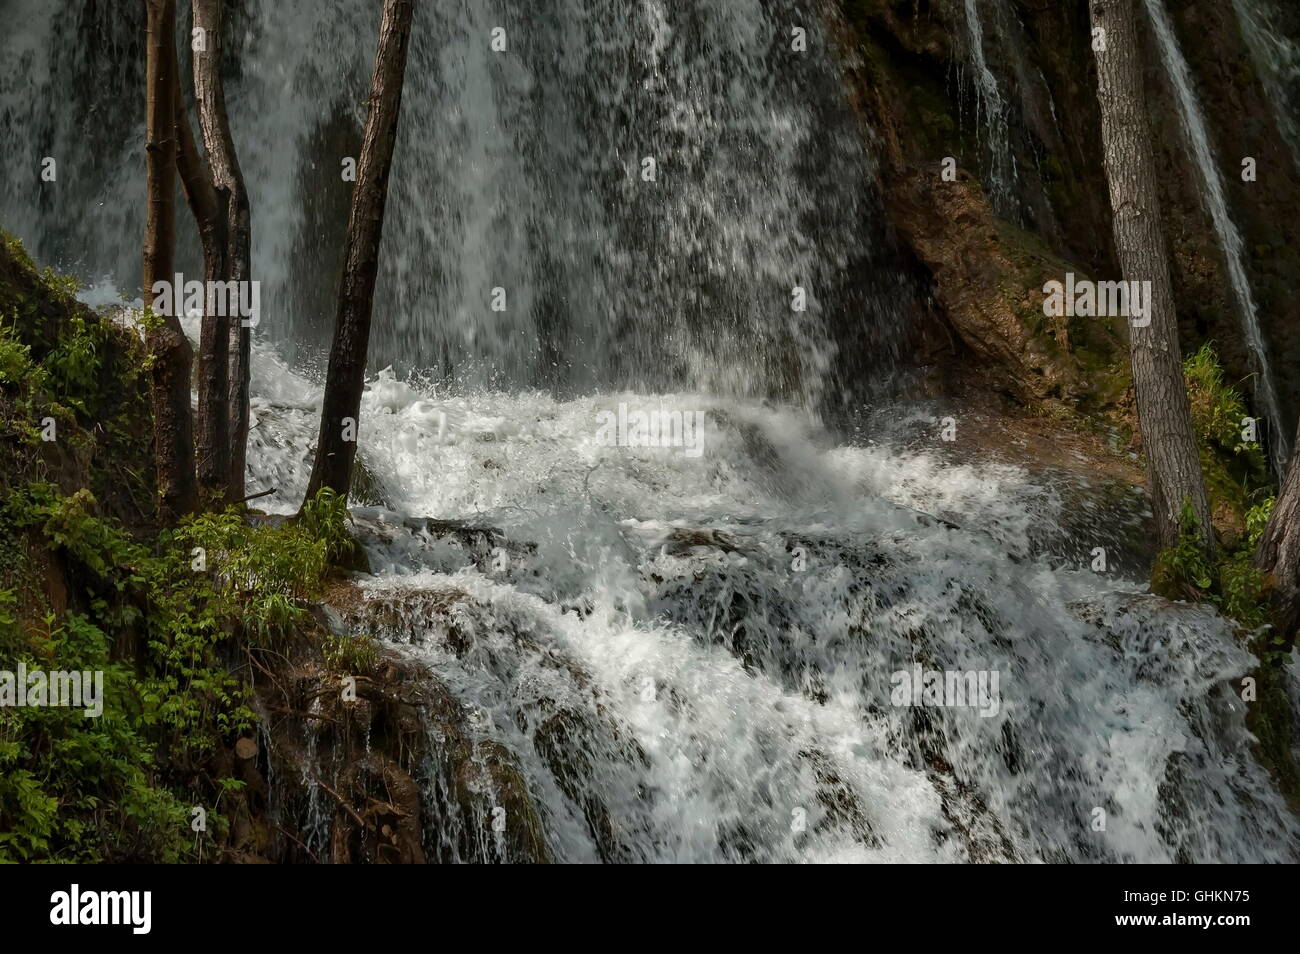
[
  {"left": 1143, "top": 0, "right": 1289, "bottom": 475},
  {"left": 956, "top": 0, "right": 1019, "bottom": 217},
  {"left": 6, "top": 0, "right": 1299, "bottom": 862},
  {"left": 1233, "top": 0, "right": 1300, "bottom": 170},
  {"left": 231, "top": 339, "right": 1300, "bottom": 862},
  {"left": 0, "top": 0, "right": 895, "bottom": 404}
]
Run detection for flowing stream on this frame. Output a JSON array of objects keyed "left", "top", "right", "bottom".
[
  {"left": 958, "top": 0, "right": 1018, "bottom": 216},
  {"left": 227, "top": 335, "right": 1300, "bottom": 862}
]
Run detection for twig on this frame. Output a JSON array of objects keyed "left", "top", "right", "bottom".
[{"left": 308, "top": 771, "right": 369, "bottom": 831}]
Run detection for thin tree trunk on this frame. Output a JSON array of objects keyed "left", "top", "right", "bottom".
[
  {"left": 175, "top": 65, "right": 230, "bottom": 504},
  {"left": 303, "top": 0, "right": 415, "bottom": 505},
  {"left": 192, "top": 0, "right": 251, "bottom": 501},
  {"left": 1256, "top": 420, "right": 1300, "bottom": 647},
  {"left": 144, "top": 0, "right": 198, "bottom": 524},
  {"left": 1089, "top": 0, "right": 1213, "bottom": 554}
]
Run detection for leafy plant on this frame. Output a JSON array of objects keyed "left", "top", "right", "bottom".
[
  {"left": 1183, "top": 343, "right": 1269, "bottom": 517},
  {"left": 0, "top": 482, "right": 355, "bottom": 861}
]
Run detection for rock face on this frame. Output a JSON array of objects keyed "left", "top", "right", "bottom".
[
  {"left": 251, "top": 598, "right": 553, "bottom": 865},
  {"left": 837, "top": 0, "right": 1300, "bottom": 439},
  {"left": 889, "top": 170, "right": 1128, "bottom": 410},
  {"left": 322, "top": 581, "right": 634, "bottom": 863},
  {"left": 1150, "top": 0, "right": 1300, "bottom": 442}
]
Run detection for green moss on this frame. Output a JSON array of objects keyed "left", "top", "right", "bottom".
[
  {"left": 991, "top": 218, "right": 1130, "bottom": 416},
  {"left": 1245, "top": 669, "right": 1300, "bottom": 814}
]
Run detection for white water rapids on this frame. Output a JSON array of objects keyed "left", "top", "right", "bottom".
[{"left": 216, "top": 331, "right": 1296, "bottom": 863}]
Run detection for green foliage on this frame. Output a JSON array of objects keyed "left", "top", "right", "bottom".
[
  {"left": 39, "top": 266, "right": 81, "bottom": 300},
  {"left": 1184, "top": 344, "right": 1263, "bottom": 459},
  {"left": 1183, "top": 343, "right": 1269, "bottom": 515},
  {"left": 0, "top": 483, "right": 353, "bottom": 862},
  {"left": 0, "top": 249, "right": 327, "bottom": 861},
  {"left": 42, "top": 317, "right": 105, "bottom": 414},
  {"left": 1231, "top": 496, "right": 1293, "bottom": 663},
  {"left": 0, "top": 311, "right": 124, "bottom": 447},
  {"left": 0, "top": 321, "right": 54, "bottom": 431},
  {"left": 1243, "top": 496, "right": 1274, "bottom": 547},
  {"left": 0, "top": 605, "right": 196, "bottom": 862},
  {"left": 1149, "top": 346, "right": 1283, "bottom": 637},
  {"left": 324, "top": 630, "right": 380, "bottom": 675},
  {"left": 298, "top": 488, "right": 354, "bottom": 563},
  {"left": 1152, "top": 502, "right": 1216, "bottom": 598},
  {"left": 1153, "top": 496, "right": 1276, "bottom": 636},
  {"left": 0, "top": 325, "right": 34, "bottom": 387},
  {"left": 1, "top": 262, "right": 154, "bottom": 518},
  {"left": 178, "top": 488, "right": 352, "bottom": 643}
]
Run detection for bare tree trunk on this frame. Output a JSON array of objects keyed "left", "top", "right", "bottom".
[
  {"left": 303, "top": 0, "right": 416, "bottom": 505},
  {"left": 1256, "top": 420, "right": 1300, "bottom": 647},
  {"left": 175, "top": 65, "right": 230, "bottom": 504},
  {"left": 144, "top": 0, "right": 198, "bottom": 524},
  {"left": 192, "top": 0, "right": 252, "bottom": 502},
  {"left": 1089, "top": 0, "right": 1213, "bottom": 554}
]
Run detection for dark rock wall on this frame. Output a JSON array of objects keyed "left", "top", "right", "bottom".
[{"left": 836, "top": 0, "right": 1299, "bottom": 437}]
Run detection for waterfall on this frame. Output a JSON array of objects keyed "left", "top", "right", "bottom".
[
  {"left": 1142, "top": 0, "right": 1289, "bottom": 474},
  {"left": 0, "top": 0, "right": 895, "bottom": 404},
  {"left": 957, "top": 0, "right": 1018, "bottom": 216},
  {"left": 229, "top": 337, "right": 1300, "bottom": 862},
  {"left": 1233, "top": 0, "right": 1300, "bottom": 170}
]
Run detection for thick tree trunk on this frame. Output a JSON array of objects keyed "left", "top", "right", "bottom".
[
  {"left": 1256, "top": 420, "right": 1300, "bottom": 647},
  {"left": 144, "top": 0, "right": 198, "bottom": 524},
  {"left": 192, "top": 0, "right": 252, "bottom": 501},
  {"left": 1089, "top": 0, "right": 1213, "bottom": 554},
  {"left": 303, "top": 0, "right": 415, "bottom": 505},
  {"left": 175, "top": 67, "right": 230, "bottom": 504}
]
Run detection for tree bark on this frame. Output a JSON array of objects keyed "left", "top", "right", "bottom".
[
  {"left": 175, "top": 62, "right": 230, "bottom": 504},
  {"left": 144, "top": 0, "right": 198, "bottom": 524},
  {"left": 1256, "top": 419, "right": 1300, "bottom": 647},
  {"left": 192, "top": 0, "right": 252, "bottom": 502},
  {"left": 303, "top": 0, "right": 415, "bottom": 505},
  {"left": 1089, "top": 0, "right": 1213, "bottom": 554}
]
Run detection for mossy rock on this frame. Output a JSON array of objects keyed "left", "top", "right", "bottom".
[{"left": 0, "top": 234, "right": 155, "bottom": 526}]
